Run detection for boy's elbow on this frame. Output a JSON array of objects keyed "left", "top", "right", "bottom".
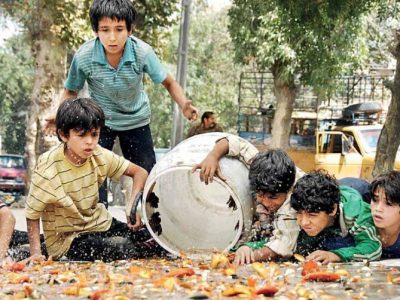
[
  {"left": 136, "top": 164, "right": 148, "bottom": 177},
  {"left": 127, "top": 163, "right": 148, "bottom": 179},
  {"left": 142, "top": 168, "right": 149, "bottom": 181},
  {"left": 161, "top": 74, "right": 176, "bottom": 90}
]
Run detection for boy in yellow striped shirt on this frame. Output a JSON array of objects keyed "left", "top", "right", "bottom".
[{"left": 26, "top": 98, "right": 159, "bottom": 261}]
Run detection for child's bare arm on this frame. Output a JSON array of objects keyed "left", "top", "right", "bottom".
[
  {"left": 162, "top": 74, "right": 198, "bottom": 122},
  {"left": 0, "top": 207, "right": 16, "bottom": 259},
  {"left": 192, "top": 138, "right": 229, "bottom": 184},
  {"left": 27, "top": 218, "right": 42, "bottom": 257},
  {"left": 123, "top": 163, "right": 148, "bottom": 230}
]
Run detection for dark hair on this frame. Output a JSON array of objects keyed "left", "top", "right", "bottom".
[
  {"left": 56, "top": 98, "right": 105, "bottom": 141},
  {"left": 249, "top": 149, "right": 296, "bottom": 196},
  {"left": 89, "top": 0, "right": 137, "bottom": 32},
  {"left": 290, "top": 170, "right": 340, "bottom": 213},
  {"left": 201, "top": 111, "right": 214, "bottom": 123},
  {"left": 370, "top": 170, "right": 400, "bottom": 205}
]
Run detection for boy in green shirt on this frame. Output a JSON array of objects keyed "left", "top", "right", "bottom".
[{"left": 291, "top": 171, "right": 381, "bottom": 263}]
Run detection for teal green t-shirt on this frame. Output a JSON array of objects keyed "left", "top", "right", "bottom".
[{"left": 64, "top": 36, "right": 167, "bottom": 131}]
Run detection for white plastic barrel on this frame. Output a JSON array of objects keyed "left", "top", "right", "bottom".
[{"left": 142, "top": 133, "right": 255, "bottom": 257}]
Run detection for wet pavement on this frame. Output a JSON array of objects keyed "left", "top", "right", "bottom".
[
  {"left": 0, "top": 255, "right": 399, "bottom": 299},
  {"left": 5, "top": 205, "right": 400, "bottom": 299}
]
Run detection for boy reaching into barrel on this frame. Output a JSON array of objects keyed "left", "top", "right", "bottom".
[
  {"left": 193, "top": 136, "right": 300, "bottom": 265},
  {"left": 26, "top": 98, "right": 161, "bottom": 262}
]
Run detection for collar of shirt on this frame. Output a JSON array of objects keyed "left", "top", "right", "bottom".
[
  {"left": 275, "top": 193, "right": 295, "bottom": 218},
  {"left": 91, "top": 37, "right": 136, "bottom": 67}
]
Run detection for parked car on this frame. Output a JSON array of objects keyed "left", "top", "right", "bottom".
[
  {"left": 244, "top": 102, "right": 399, "bottom": 180},
  {"left": 287, "top": 102, "right": 400, "bottom": 179},
  {"left": 0, "top": 154, "right": 27, "bottom": 195}
]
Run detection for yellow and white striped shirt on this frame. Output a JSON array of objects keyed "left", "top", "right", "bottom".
[{"left": 25, "top": 143, "right": 129, "bottom": 259}]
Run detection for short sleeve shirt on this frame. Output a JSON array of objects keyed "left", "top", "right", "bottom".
[
  {"left": 25, "top": 144, "right": 130, "bottom": 259},
  {"left": 64, "top": 36, "right": 167, "bottom": 131}
]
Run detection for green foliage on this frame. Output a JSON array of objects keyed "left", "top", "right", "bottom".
[
  {"left": 0, "top": 0, "right": 92, "bottom": 49},
  {"left": 366, "top": 2, "right": 400, "bottom": 67},
  {"left": 1, "top": 0, "right": 179, "bottom": 52},
  {"left": 0, "top": 34, "right": 33, "bottom": 154},
  {"left": 148, "top": 1, "right": 241, "bottom": 147},
  {"left": 0, "top": 0, "right": 181, "bottom": 153},
  {"left": 134, "top": 0, "right": 180, "bottom": 55},
  {"left": 228, "top": 0, "right": 375, "bottom": 97}
]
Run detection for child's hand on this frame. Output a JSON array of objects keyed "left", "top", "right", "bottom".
[
  {"left": 43, "top": 115, "right": 56, "bottom": 136},
  {"left": 24, "top": 253, "right": 45, "bottom": 264},
  {"left": 307, "top": 250, "right": 341, "bottom": 264},
  {"left": 192, "top": 153, "right": 226, "bottom": 185},
  {"left": 182, "top": 100, "right": 199, "bottom": 122},
  {"left": 233, "top": 246, "right": 255, "bottom": 265},
  {"left": 126, "top": 191, "right": 143, "bottom": 231},
  {"left": 127, "top": 213, "right": 142, "bottom": 231},
  {"left": 0, "top": 256, "right": 13, "bottom": 268}
]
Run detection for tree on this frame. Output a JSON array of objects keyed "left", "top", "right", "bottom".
[
  {"left": 0, "top": 0, "right": 92, "bottom": 177},
  {"left": 148, "top": 1, "right": 241, "bottom": 147},
  {"left": 372, "top": 2, "right": 400, "bottom": 176},
  {"left": 373, "top": 35, "right": 400, "bottom": 176},
  {"left": 0, "top": 34, "right": 33, "bottom": 154},
  {"left": 228, "top": 0, "right": 373, "bottom": 149}
]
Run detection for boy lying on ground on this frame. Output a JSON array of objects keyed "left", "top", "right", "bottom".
[
  {"left": 193, "top": 136, "right": 300, "bottom": 265},
  {"left": 291, "top": 170, "right": 381, "bottom": 264},
  {"left": 370, "top": 171, "right": 400, "bottom": 259}
]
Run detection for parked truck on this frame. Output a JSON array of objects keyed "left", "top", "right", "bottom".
[{"left": 243, "top": 102, "right": 400, "bottom": 180}]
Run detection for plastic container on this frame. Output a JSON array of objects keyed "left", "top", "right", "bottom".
[{"left": 142, "top": 133, "right": 255, "bottom": 257}]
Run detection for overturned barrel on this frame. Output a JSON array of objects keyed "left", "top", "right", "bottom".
[{"left": 142, "top": 133, "right": 255, "bottom": 257}]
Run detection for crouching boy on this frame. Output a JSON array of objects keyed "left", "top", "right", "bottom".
[
  {"left": 193, "top": 136, "right": 300, "bottom": 265},
  {"left": 291, "top": 171, "right": 381, "bottom": 263},
  {"left": 26, "top": 98, "right": 158, "bottom": 262}
]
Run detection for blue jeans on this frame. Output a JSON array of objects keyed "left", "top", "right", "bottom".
[{"left": 99, "top": 124, "right": 156, "bottom": 207}]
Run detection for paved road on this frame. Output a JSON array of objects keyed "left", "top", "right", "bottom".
[{"left": 11, "top": 206, "right": 127, "bottom": 232}]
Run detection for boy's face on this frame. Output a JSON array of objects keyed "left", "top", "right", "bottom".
[
  {"left": 296, "top": 208, "right": 337, "bottom": 237},
  {"left": 371, "top": 186, "right": 400, "bottom": 230},
  {"left": 256, "top": 192, "right": 287, "bottom": 215},
  {"left": 60, "top": 128, "right": 100, "bottom": 164},
  {"left": 96, "top": 17, "right": 131, "bottom": 57},
  {"left": 204, "top": 115, "right": 217, "bottom": 129}
]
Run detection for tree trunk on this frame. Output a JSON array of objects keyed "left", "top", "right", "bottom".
[
  {"left": 372, "top": 30, "right": 400, "bottom": 178},
  {"left": 269, "top": 75, "right": 296, "bottom": 150},
  {"left": 25, "top": 38, "right": 66, "bottom": 181}
]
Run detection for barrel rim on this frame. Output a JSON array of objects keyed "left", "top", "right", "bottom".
[{"left": 142, "top": 166, "right": 245, "bottom": 257}]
